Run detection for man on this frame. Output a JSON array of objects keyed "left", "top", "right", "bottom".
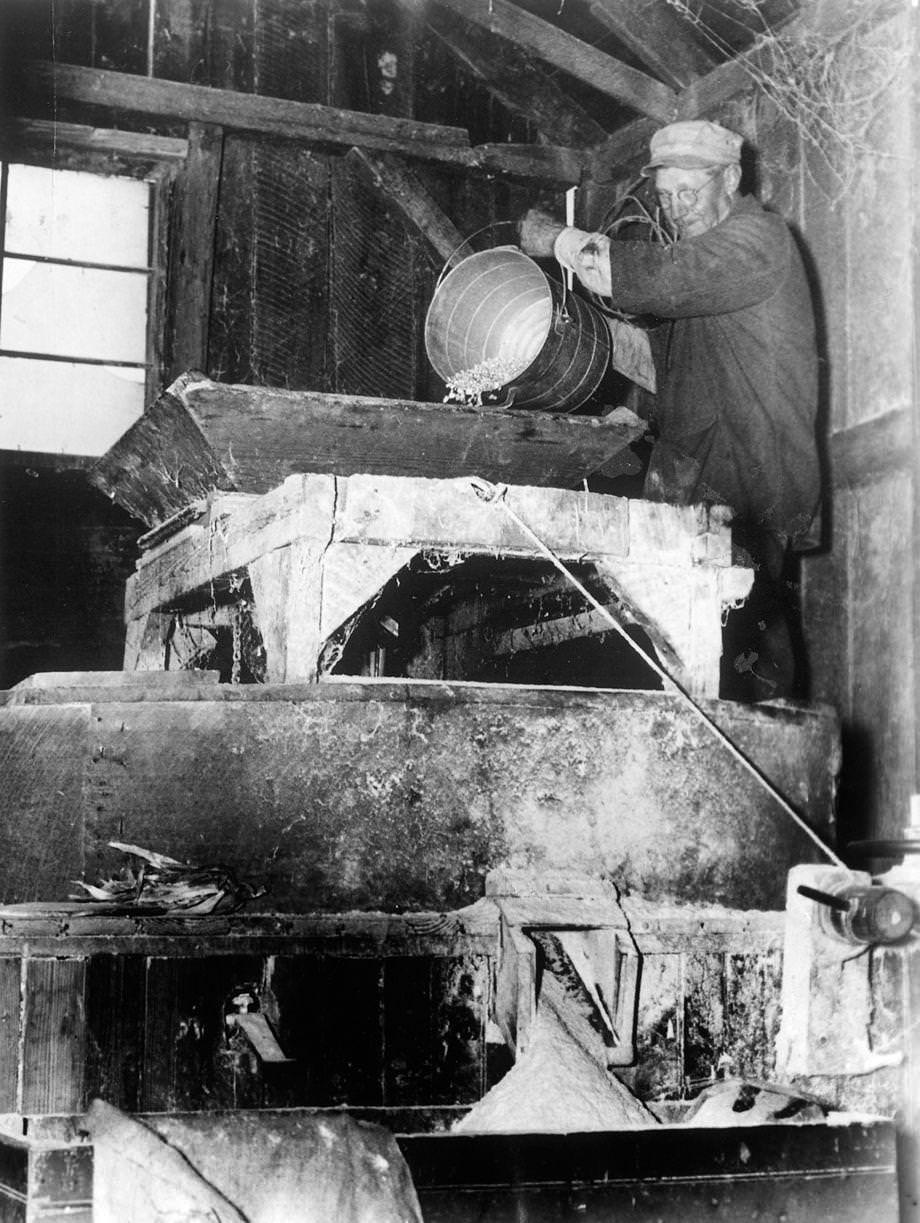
[{"left": 520, "top": 119, "right": 821, "bottom": 699}]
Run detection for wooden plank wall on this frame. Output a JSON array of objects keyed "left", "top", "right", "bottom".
[
  {"left": 0, "top": 929, "right": 913, "bottom": 1126},
  {"left": 790, "top": 7, "right": 918, "bottom": 847},
  {"left": 37, "top": 0, "right": 543, "bottom": 401},
  {"left": 0, "top": 937, "right": 801, "bottom": 1119}
]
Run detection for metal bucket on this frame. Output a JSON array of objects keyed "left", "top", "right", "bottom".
[{"left": 424, "top": 247, "right": 611, "bottom": 412}]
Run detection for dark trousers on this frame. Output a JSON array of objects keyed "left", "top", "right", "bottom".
[{"left": 721, "top": 524, "right": 804, "bottom": 703}]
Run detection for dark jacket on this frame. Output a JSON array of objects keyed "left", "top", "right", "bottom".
[{"left": 607, "top": 194, "right": 820, "bottom": 549}]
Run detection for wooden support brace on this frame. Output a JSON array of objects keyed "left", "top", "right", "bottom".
[
  {"left": 344, "top": 148, "right": 467, "bottom": 269},
  {"left": 166, "top": 122, "right": 223, "bottom": 380},
  {"left": 248, "top": 541, "right": 328, "bottom": 684}
]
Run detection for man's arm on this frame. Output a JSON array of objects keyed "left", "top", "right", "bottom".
[
  {"left": 520, "top": 204, "right": 791, "bottom": 319},
  {"left": 605, "top": 209, "right": 791, "bottom": 318}
]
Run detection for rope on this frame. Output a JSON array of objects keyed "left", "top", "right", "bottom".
[{"left": 468, "top": 477, "right": 846, "bottom": 869}]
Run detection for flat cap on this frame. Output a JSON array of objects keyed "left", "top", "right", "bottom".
[{"left": 641, "top": 120, "right": 743, "bottom": 175}]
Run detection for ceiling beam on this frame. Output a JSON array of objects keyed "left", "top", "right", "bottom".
[
  {"left": 589, "top": 44, "right": 770, "bottom": 177},
  {"left": 26, "top": 62, "right": 586, "bottom": 184},
  {"left": 586, "top": 0, "right": 717, "bottom": 91},
  {"left": 412, "top": 4, "right": 607, "bottom": 147},
  {"left": 431, "top": 0, "right": 678, "bottom": 123}
]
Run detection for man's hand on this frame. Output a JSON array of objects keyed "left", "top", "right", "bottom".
[{"left": 518, "top": 207, "right": 566, "bottom": 257}]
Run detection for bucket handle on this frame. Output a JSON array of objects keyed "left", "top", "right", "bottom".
[{"left": 434, "top": 221, "right": 522, "bottom": 288}]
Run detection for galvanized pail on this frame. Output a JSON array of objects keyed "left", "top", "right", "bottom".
[{"left": 424, "top": 247, "right": 611, "bottom": 412}]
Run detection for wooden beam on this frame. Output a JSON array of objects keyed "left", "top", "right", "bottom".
[
  {"left": 588, "top": 115, "right": 658, "bottom": 182},
  {"left": 88, "top": 374, "right": 644, "bottom": 527},
  {"left": 28, "top": 61, "right": 585, "bottom": 184},
  {"left": 587, "top": 20, "right": 802, "bottom": 176},
  {"left": 7, "top": 117, "right": 188, "bottom": 162},
  {"left": 587, "top": 0, "right": 717, "bottom": 91},
  {"left": 344, "top": 148, "right": 467, "bottom": 268},
  {"left": 431, "top": 0, "right": 678, "bottom": 122},
  {"left": 470, "top": 603, "right": 628, "bottom": 659},
  {"left": 30, "top": 60, "right": 469, "bottom": 149},
  {"left": 414, "top": 4, "right": 607, "bottom": 147},
  {"left": 166, "top": 122, "right": 223, "bottom": 380},
  {"left": 829, "top": 410, "right": 914, "bottom": 490},
  {"left": 675, "top": 53, "right": 758, "bottom": 120},
  {"left": 0, "top": 907, "right": 498, "bottom": 958}
]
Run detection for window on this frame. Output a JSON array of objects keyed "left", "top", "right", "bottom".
[{"left": 0, "top": 162, "right": 152, "bottom": 456}]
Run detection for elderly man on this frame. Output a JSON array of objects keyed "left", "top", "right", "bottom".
[{"left": 521, "top": 119, "right": 821, "bottom": 699}]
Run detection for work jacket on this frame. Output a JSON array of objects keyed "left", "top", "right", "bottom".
[{"left": 606, "top": 194, "right": 820, "bottom": 549}]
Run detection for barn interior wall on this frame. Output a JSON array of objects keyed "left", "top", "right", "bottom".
[{"left": 791, "top": 4, "right": 917, "bottom": 847}]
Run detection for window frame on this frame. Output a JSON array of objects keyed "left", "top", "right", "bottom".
[{"left": 0, "top": 120, "right": 186, "bottom": 466}]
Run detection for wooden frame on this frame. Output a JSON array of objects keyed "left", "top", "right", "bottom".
[{"left": 2, "top": 120, "right": 189, "bottom": 425}]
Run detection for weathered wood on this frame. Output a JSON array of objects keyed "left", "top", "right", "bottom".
[
  {"left": 123, "top": 610, "right": 175, "bottom": 671},
  {"left": 431, "top": 0, "right": 677, "bottom": 123},
  {"left": 0, "top": 684, "right": 839, "bottom": 911},
  {"left": 248, "top": 540, "right": 328, "bottom": 684},
  {"left": 0, "top": 704, "right": 90, "bottom": 902},
  {"left": 344, "top": 148, "right": 466, "bottom": 268},
  {"left": 722, "top": 947, "right": 783, "bottom": 1080},
  {"left": 489, "top": 604, "right": 625, "bottom": 657},
  {"left": 142, "top": 954, "right": 263, "bottom": 1111},
  {"left": 0, "top": 910, "right": 498, "bottom": 960},
  {"left": 630, "top": 952, "right": 682, "bottom": 1100},
  {"left": 830, "top": 410, "right": 913, "bottom": 489},
  {"left": 846, "top": 475, "right": 917, "bottom": 839},
  {"left": 587, "top": 0, "right": 717, "bottom": 90},
  {"left": 0, "top": 957, "right": 21, "bottom": 1111},
  {"left": 84, "top": 954, "right": 146, "bottom": 1112},
  {"left": 415, "top": 4, "right": 607, "bottom": 147},
  {"left": 28, "top": 61, "right": 585, "bottom": 183},
  {"left": 118, "top": 472, "right": 748, "bottom": 696},
  {"left": 7, "top": 669, "right": 219, "bottom": 693},
  {"left": 494, "top": 914, "right": 536, "bottom": 1058},
  {"left": 20, "top": 958, "right": 87, "bottom": 1114},
  {"left": 32, "top": 59, "right": 469, "bottom": 148},
  {"left": 86, "top": 372, "right": 232, "bottom": 525},
  {"left": 9, "top": 117, "right": 188, "bottom": 163},
  {"left": 588, "top": 114, "right": 659, "bottom": 181},
  {"left": 330, "top": 153, "right": 419, "bottom": 400},
  {"left": 89, "top": 374, "right": 645, "bottom": 527},
  {"left": 272, "top": 957, "right": 385, "bottom": 1105},
  {"left": 166, "top": 122, "right": 223, "bottom": 380},
  {"left": 0, "top": 1134, "right": 92, "bottom": 1220},
  {"left": 675, "top": 53, "right": 756, "bottom": 120}
]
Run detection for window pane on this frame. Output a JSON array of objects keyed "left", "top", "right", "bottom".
[
  {"left": 0, "top": 357, "right": 144, "bottom": 455},
  {"left": 6, "top": 164, "right": 150, "bottom": 268},
  {"left": 1, "top": 260, "right": 148, "bottom": 363}
]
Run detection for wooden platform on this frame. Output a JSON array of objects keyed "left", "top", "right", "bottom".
[
  {"left": 0, "top": 678, "right": 838, "bottom": 914},
  {"left": 88, "top": 371, "right": 646, "bottom": 528},
  {"left": 122, "top": 472, "right": 752, "bottom": 697}
]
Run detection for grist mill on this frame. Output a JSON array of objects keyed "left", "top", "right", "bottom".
[{"left": 0, "top": 1, "right": 917, "bottom": 1219}]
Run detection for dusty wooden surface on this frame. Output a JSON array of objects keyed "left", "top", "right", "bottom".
[
  {"left": 89, "top": 376, "right": 645, "bottom": 526},
  {"left": 118, "top": 474, "right": 746, "bottom": 696},
  {"left": 0, "top": 681, "right": 838, "bottom": 913},
  {"left": 0, "top": 901, "right": 788, "bottom": 1119}
]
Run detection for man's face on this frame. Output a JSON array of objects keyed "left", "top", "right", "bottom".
[{"left": 654, "top": 165, "right": 734, "bottom": 239}]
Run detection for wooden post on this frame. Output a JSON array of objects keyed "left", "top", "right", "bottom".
[
  {"left": 248, "top": 542, "right": 328, "bottom": 683},
  {"left": 166, "top": 122, "right": 224, "bottom": 380}
]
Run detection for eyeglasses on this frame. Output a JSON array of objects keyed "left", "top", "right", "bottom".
[{"left": 656, "top": 168, "right": 723, "bottom": 212}]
